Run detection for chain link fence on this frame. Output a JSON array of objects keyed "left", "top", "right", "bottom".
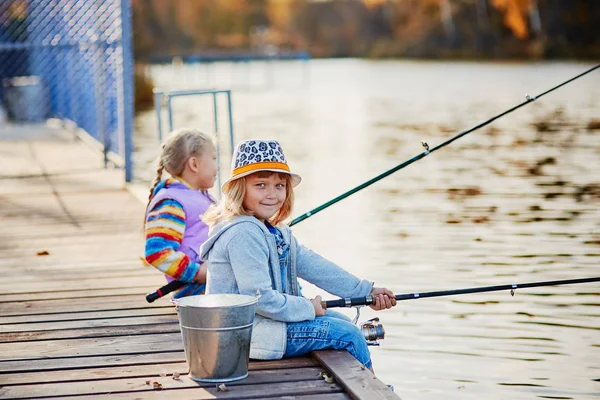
[{"left": 0, "top": 0, "right": 134, "bottom": 181}]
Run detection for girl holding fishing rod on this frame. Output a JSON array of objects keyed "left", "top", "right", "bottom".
[
  {"left": 143, "top": 128, "right": 218, "bottom": 299},
  {"left": 200, "top": 139, "right": 397, "bottom": 371}
]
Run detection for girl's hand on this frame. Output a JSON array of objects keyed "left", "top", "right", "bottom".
[
  {"left": 369, "top": 286, "right": 397, "bottom": 311},
  {"left": 310, "top": 295, "right": 327, "bottom": 317}
]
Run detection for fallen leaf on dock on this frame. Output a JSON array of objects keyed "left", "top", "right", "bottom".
[
  {"left": 319, "top": 371, "right": 335, "bottom": 383},
  {"left": 36, "top": 250, "right": 50, "bottom": 256}
]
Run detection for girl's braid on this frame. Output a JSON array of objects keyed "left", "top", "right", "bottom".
[
  {"left": 147, "top": 160, "right": 164, "bottom": 207},
  {"left": 144, "top": 161, "right": 165, "bottom": 227}
]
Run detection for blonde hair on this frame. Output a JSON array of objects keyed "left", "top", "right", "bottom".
[
  {"left": 146, "top": 128, "right": 213, "bottom": 209},
  {"left": 203, "top": 171, "right": 294, "bottom": 227}
]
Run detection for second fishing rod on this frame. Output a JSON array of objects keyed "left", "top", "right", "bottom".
[{"left": 145, "top": 63, "right": 600, "bottom": 303}]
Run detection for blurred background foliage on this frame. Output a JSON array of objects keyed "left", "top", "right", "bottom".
[{"left": 132, "top": 0, "right": 600, "bottom": 60}]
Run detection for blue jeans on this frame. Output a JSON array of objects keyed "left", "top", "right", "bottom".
[{"left": 283, "top": 310, "right": 372, "bottom": 369}]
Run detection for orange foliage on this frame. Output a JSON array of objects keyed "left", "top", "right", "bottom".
[
  {"left": 491, "top": 0, "right": 531, "bottom": 39},
  {"left": 267, "top": 0, "right": 293, "bottom": 30},
  {"left": 363, "top": 0, "right": 386, "bottom": 9}
]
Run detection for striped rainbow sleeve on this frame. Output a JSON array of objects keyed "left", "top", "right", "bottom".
[{"left": 144, "top": 198, "right": 200, "bottom": 283}]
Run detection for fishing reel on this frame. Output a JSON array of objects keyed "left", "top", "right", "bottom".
[
  {"left": 352, "top": 307, "right": 386, "bottom": 346},
  {"left": 360, "top": 317, "right": 386, "bottom": 346}
]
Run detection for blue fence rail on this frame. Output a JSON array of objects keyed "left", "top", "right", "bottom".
[{"left": 0, "top": 0, "right": 134, "bottom": 181}]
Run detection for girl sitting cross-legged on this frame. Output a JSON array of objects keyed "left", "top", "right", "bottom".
[{"left": 200, "top": 139, "right": 396, "bottom": 371}]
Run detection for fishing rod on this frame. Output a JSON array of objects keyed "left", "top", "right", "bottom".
[
  {"left": 290, "top": 63, "right": 600, "bottom": 226},
  {"left": 321, "top": 276, "right": 600, "bottom": 308},
  {"left": 146, "top": 279, "right": 184, "bottom": 303},
  {"left": 146, "top": 63, "right": 600, "bottom": 303}
]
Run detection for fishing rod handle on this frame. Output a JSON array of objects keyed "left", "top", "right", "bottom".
[
  {"left": 322, "top": 296, "right": 373, "bottom": 309},
  {"left": 146, "top": 280, "right": 186, "bottom": 303}
]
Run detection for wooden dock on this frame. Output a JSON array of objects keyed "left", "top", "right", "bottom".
[{"left": 0, "top": 124, "right": 397, "bottom": 399}]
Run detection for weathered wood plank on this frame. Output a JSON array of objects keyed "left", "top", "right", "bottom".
[
  {"left": 0, "top": 332, "right": 183, "bottom": 360},
  {"left": 0, "top": 322, "right": 180, "bottom": 343},
  {"left": 248, "top": 357, "right": 319, "bottom": 371},
  {"left": 0, "top": 358, "right": 318, "bottom": 385},
  {"left": 0, "top": 351, "right": 187, "bottom": 373},
  {"left": 0, "top": 362, "right": 190, "bottom": 386},
  {"left": 73, "top": 393, "right": 351, "bottom": 400},
  {"left": 0, "top": 367, "right": 325, "bottom": 399},
  {"left": 0, "top": 314, "right": 179, "bottom": 333},
  {"left": 313, "top": 350, "right": 398, "bottom": 400},
  {"left": 0, "top": 260, "right": 138, "bottom": 272},
  {"left": 0, "top": 270, "right": 156, "bottom": 283},
  {"left": 0, "top": 307, "right": 176, "bottom": 325},
  {"left": 0, "top": 276, "right": 164, "bottom": 293},
  {"left": 9, "top": 380, "right": 343, "bottom": 400},
  {"left": 0, "top": 295, "right": 172, "bottom": 316},
  {"left": 0, "top": 287, "right": 158, "bottom": 302}
]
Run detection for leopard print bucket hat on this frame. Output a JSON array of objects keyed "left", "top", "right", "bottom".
[{"left": 222, "top": 139, "right": 301, "bottom": 191}]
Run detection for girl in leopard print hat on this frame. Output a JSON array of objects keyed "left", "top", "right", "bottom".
[{"left": 200, "top": 139, "right": 396, "bottom": 372}]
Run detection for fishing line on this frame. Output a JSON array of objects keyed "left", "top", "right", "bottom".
[{"left": 290, "top": 63, "right": 600, "bottom": 226}]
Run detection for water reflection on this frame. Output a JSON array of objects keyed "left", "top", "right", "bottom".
[{"left": 135, "top": 60, "right": 600, "bottom": 400}]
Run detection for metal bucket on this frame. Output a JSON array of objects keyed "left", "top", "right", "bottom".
[{"left": 173, "top": 294, "right": 258, "bottom": 383}]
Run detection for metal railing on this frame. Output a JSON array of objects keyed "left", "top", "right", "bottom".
[{"left": 0, "top": 0, "right": 134, "bottom": 181}]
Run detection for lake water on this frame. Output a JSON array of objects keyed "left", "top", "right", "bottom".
[{"left": 134, "top": 60, "right": 600, "bottom": 399}]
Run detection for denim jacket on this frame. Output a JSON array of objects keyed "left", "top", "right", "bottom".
[{"left": 199, "top": 215, "right": 373, "bottom": 360}]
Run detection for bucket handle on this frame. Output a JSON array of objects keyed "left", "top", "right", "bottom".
[{"left": 171, "top": 298, "right": 180, "bottom": 312}]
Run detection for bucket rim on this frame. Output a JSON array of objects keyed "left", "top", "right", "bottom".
[{"left": 172, "top": 293, "right": 258, "bottom": 309}]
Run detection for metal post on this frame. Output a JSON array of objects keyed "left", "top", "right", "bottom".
[
  {"left": 120, "top": 0, "right": 135, "bottom": 182},
  {"left": 167, "top": 95, "right": 174, "bottom": 133},
  {"left": 154, "top": 92, "right": 163, "bottom": 141},
  {"left": 226, "top": 90, "right": 235, "bottom": 155}
]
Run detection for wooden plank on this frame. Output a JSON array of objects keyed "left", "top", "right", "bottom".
[
  {"left": 0, "top": 230, "right": 142, "bottom": 244},
  {"left": 0, "top": 353, "right": 318, "bottom": 376},
  {"left": 0, "top": 322, "right": 180, "bottom": 343},
  {"left": 0, "top": 351, "right": 187, "bottom": 373},
  {"left": 248, "top": 357, "right": 318, "bottom": 371},
  {"left": 0, "top": 315, "right": 179, "bottom": 333},
  {"left": 0, "top": 307, "right": 175, "bottom": 325},
  {"left": 0, "top": 260, "right": 138, "bottom": 272},
  {"left": 0, "top": 275, "right": 159, "bottom": 290},
  {"left": 0, "top": 295, "right": 172, "bottom": 316},
  {"left": 0, "top": 287, "right": 159, "bottom": 302},
  {"left": 0, "top": 270, "right": 156, "bottom": 283},
  {"left": 0, "top": 266, "right": 152, "bottom": 279},
  {"left": 73, "top": 393, "right": 351, "bottom": 400},
  {"left": 0, "top": 253, "right": 148, "bottom": 269},
  {"left": 0, "top": 367, "right": 325, "bottom": 399},
  {"left": 0, "top": 362, "right": 190, "bottom": 386},
  {"left": 0, "top": 332, "right": 183, "bottom": 360},
  {"left": 0, "top": 218, "right": 141, "bottom": 232},
  {"left": 13, "top": 379, "right": 343, "bottom": 400},
  {"left": 313, "top": 350, "right": 398, "bottom": 400},
  {"left": 0, "top": 277, "right": 165, "bottom": 293},
  {"left": 0, "top": 358, "right": 318, "bottom": 385}
]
